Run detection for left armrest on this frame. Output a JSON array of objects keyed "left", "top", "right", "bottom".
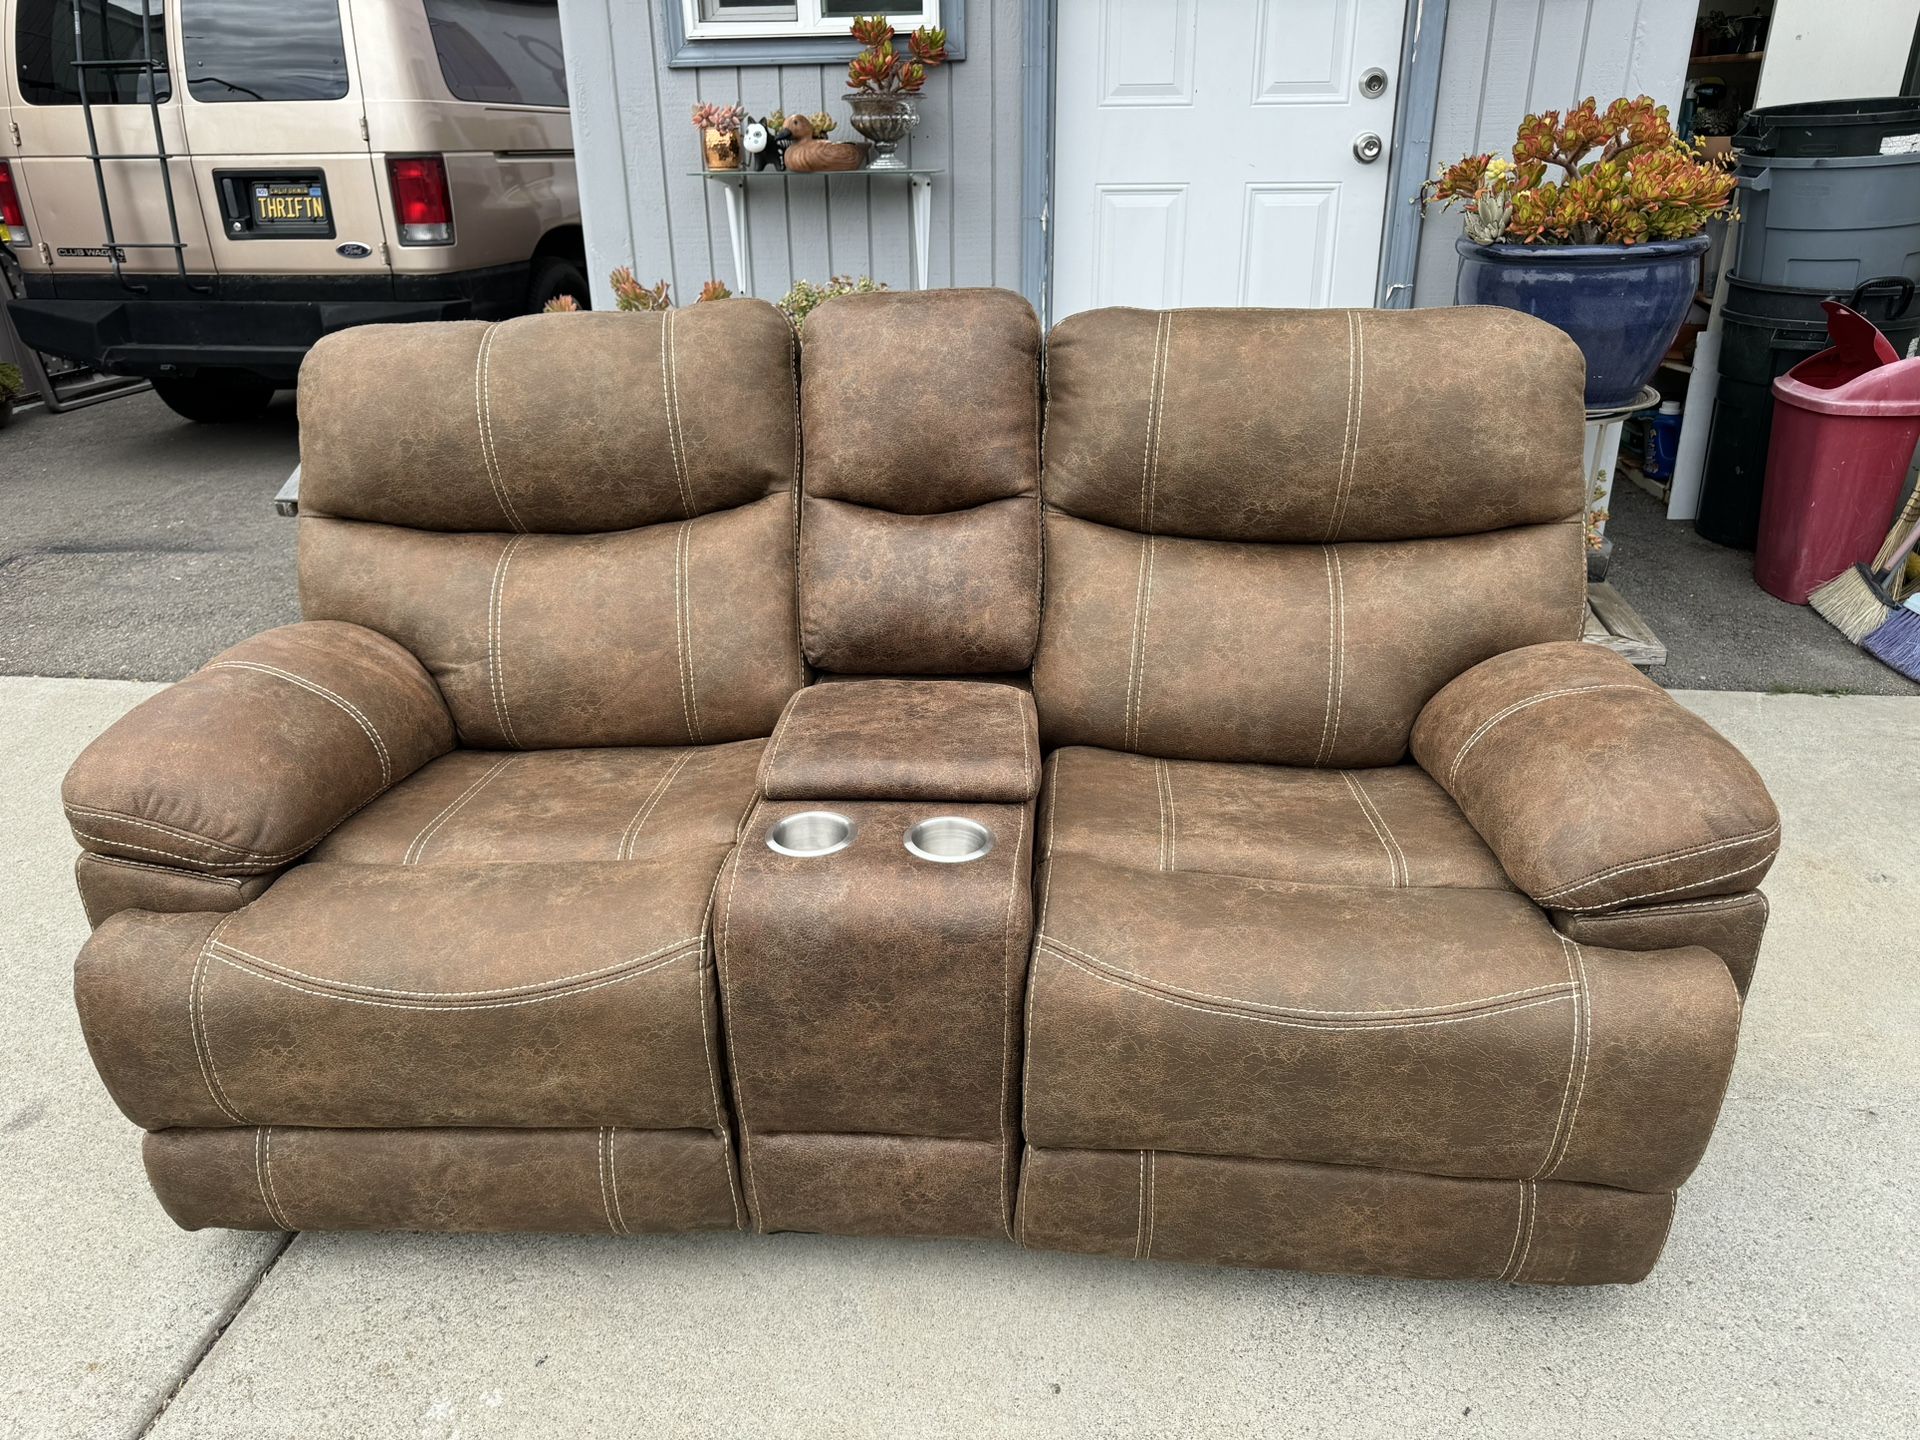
[
  {"left": 760, "top": 679, "right": 1039, "bottom": 803},
  {"left": 1411, "top": 641, "right": 1780, "bottom": 913}
]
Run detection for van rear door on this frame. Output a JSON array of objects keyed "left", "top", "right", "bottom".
[
  {"left": 174, "top": 0, "right": 389, "bottom": 279},
  {"left": 5, "top": 0, "right": 217, "bottom": 285}
]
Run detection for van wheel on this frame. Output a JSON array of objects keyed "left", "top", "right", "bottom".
[
  {"left": 153, "top": 371, "right": 278, "bottom": 424},
  {"left": 528, "top": 255, "right": 591, "bottom": 313}
]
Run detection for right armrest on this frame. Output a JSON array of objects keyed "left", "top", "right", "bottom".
[
  {"left": 64, "top": 621, "right": 454, "bottom": 876},
  {"left": 760, "top": 679, "right": 1039, "bottom": 802}
]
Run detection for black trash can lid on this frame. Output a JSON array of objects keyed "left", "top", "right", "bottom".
[{"left": 1734, "top": 96, "right": 1920, "bottom": 156}]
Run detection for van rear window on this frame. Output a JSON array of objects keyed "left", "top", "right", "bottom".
[
  {"left": 425, "top": 0, "right": 568, "bottom": 108},
  {"left": 15, "top": 0, "right": 171, "bottom": 106},
  {"left": 180, "top": 0, "right": 348, "bottom": 102}
]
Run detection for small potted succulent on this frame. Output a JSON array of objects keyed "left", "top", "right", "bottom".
[
  {"left": 844, "top": 15, "right": 946, "bottom": 170},
  {"left": 1427, "top": 96, "right": 1736, "bottom": 408},
  {"left": 0, "top": 362, "right": 22, "bottom": 429},
  {"left": 778, "top": 275, "right": 887, "bottom": 332},
  {"left": 693, "top": 103, "right": 746, "bottom": 171}
]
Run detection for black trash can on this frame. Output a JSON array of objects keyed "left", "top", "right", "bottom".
[
  {"left": 1733, "top": 97, "right": 1920, "bottom": 157},
  {"left": 1695, "top": 275, "right": 1920, "bottom": 547}
]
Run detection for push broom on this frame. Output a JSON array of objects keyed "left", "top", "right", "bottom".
[
  {"left": 1807, "top": 501, "right": 1920, "bottom": 643},
  {"left": 1862, "top": 508, "right": 1920, "bottom": 677}
]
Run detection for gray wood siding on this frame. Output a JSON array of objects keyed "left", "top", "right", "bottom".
[
  {"left": 1410, "top": 0, "right": 1695, "bottom": 306},
  {"left": 558, "top": 0, "right": 1024, "bottom": 309}
]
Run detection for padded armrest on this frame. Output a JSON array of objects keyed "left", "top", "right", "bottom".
[
  {"left": 1411, "top": 641, "right": 1780, "bottom": 914},
  {"left": 760, "top": 679, "right": 1039, "bottom": 802},
  {"left": 64, "top": 622, "right": 454, "bottom": 876}
]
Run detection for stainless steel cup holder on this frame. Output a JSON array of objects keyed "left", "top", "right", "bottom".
[
  {"left": 904, "top": 816, "right": 995, "bottom": 864},
  {"left": 766, "top": 811, "right": 855, "bottom": 857}
]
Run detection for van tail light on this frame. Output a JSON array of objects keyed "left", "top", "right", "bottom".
[
  {"left": 386, "top": 155, "right": 453, "bottom": 246},
  {"left": 0, "top": 161, "right": 28, "bottom": 243}
]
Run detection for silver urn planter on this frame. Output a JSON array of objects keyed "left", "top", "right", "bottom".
[{"left": 845, "top": 93, "right": 918, "bottom": 170}]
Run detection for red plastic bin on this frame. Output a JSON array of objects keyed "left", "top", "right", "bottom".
[{"left": 1755, "top": 301, "right": 1920, "bottom": 604}]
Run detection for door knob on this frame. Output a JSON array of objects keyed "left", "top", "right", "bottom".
[
  {"left": 1360, "top": 67, "right": 1389, "bottom": 98},
  {"left": 1353, "top": 132, "right": 1384, "bottom": 163}
]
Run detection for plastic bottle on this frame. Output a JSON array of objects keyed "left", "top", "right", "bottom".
[{"left": 1644, "top": 400, "right": 1684, "bottom": 481}]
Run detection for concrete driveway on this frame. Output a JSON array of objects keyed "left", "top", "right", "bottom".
[{"left": 4, "top": 676, "right": 1914, "bottom": 1440}]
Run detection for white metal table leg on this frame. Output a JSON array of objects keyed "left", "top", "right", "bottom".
[
  {"left": 910, "top": 176, "right": 932, "bottom": 290},
  {"left": 721, "top": 181, "right": 753, "bottom": 296}
]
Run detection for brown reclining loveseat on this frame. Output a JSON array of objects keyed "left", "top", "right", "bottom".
[{"left": 64, "top": 290, "right": 1779, "bottom": 1284}]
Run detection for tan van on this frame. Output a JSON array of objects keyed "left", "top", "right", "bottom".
[{"left": 0, "top": 0, "right": 584, "bottom": 421}]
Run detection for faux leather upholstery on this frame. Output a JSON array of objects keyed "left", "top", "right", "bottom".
[
  {"left": 62, "top": 296, "right": 1773, "bottom": 1285},
  {"left": 313, "top": 741, "right": 763, "bottom": 866},
  {"left": 64, "top": 621, "right": 452, "bottom": 877},
  {"left": 146, "top": 1127, "right": 740, "bottom": 1234},
  {"left": 1412, "top": 642, "right": 1781, "bottom": 911},
  {"left": 299, "top": 305, "right": 802, "bottom": 750},
  {"left": 1016, "top": 1147, "right": 1674, "bottom": 1284},
  {"left": 762, "top": 680, "right": 1039, "bottom": 802},
  {"left": 799, "top": 288, "right": 1042, "bottom": 675},
  {"left": 1039, "top": 746, "right": 1510, "bottom": 890}
]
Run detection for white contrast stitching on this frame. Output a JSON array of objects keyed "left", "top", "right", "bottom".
[
  {"left": 1042, "top": 945, "right": 1574, "bottom": 1032},
  {"left": 81, "top": 853, "right": 247, "bottom": 888},
  {"left": 1326, "top": 309, "right": 1360, "bottom": 541},
  {"left": 205, "top": 661, "right": 391, "bottom": 788},
  {"left": 1447, "top": 684, "right": 1647, "bottom": 789},
  {"left": 618, "top": 751, "right": 695, "bottom": 861},
  {"left": 65, "top": 806, "right": 292, "bottom": 857},
  {"left": 190, "top": 918, "right": 246, "bottom": 1124},
  {"left": 207, "top": 944, "right": 698, "bottom": 1011},
  {"left": 1144, "top": 1150, "right": 1157, "bottom": 1260},
  {"left": 1511, "top": 1179, "right": 1539, "bottom": 1282},
  {"left": 1341, "top": 771, "right": 1401, "bottom": 887},
  {"left": 1534, "top": 823, "right": 1782, "bottom": 901},
  {"left": 672, "top": 523, "right": 696, "bottom": 745},
  {"left": 404, "top": 755, "right": 517, "bottom": 865},
  {"left": 679, "top": 521, "right": 704, "bottom": 743},
  {"left": 474, "top": 325, "right": 526, "bottom": 533},
  {"left": 1315, "top": 547, "right": 1339, "bottom": 765},
  {"left": 1038, "top": 933, "right": 1572, "bottom": 1018},
  {"left": 1133, "top": 1150, "right": 1148, "bottom": 1260},
  {"left": 1532, "top": 934, "right": 1583, "bottom": 1179},
  {"left": 1546, "top": 938, "right": 1592, "bottom": 1180},
  {"left": 714, "top": 826, "right": 765, "bottom": 1231},
  {"left": 487, "top": 535, "right": 525, "bottom": 749},
  {"left": 1549, "top": 850, "right": 1779, "bottom": 913},
  {"left": 210, "top": 934, "right": 702, "bottom": 999},
  {"left": 661, "top": 309, "right": 697, "bottom": 519},
  {"left": 1153, "top": 759, "right": 1171, "bottom": 873},
  {"left": 260, "top": 1126, "right": 294, "bottom": 1231},
  {"left": 1497, "top": 1180, "right": 1527, "bottom": 1280}
]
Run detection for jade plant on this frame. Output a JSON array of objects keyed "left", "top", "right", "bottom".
[
  {"left": 778, "top": 275, "right": 887, "bottom": 331},
  {"left": 845, "top": 16, "right": 947, "bottom": 94},
  {"left": 1426, "top": 96, "right": 1735, "bottom": 246}
]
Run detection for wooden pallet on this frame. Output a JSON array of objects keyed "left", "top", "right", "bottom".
[{"left": 1583, "top": 581, "right": 1667, "bottom": 667}]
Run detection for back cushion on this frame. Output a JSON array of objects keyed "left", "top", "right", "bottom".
[
  {"left": 799, "top": 288, "right": 1042, "bottom": 674},
  {"left": 297, "top": 304, "right": 801, "bottom": 748},
  {"left": 1034, "top": 306, "right": 1587, "bottom": 766}
]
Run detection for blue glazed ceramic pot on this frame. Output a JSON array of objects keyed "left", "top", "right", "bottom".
[{"left": 1453, "top": 233, "right": 1710, "bottom": 410}]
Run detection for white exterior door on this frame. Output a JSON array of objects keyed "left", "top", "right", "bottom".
[{"left": 1051, "top": 0, "right": 1407, "bottom": 319}]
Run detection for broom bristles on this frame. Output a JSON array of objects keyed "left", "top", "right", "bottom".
[
  {"left": 1862, "top": 607, "right": 1920, "bottom": 681},
  {"left": 1804, "top": 568, "right": 1896, "bottom": 645},
  {"left": 1808, "top": 565, "right": 1894, "bottom": 644}
]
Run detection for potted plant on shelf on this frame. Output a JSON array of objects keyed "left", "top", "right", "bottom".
[
  {"left": 844, "top": 15, "right": 946, "bottom": 171},
  {"left": 1427, "top": 96, "right": 1736, "bottom": 409},
  {"left": 0, "top": 362, "right": 22, "bottom": 429},
  {"left": 693, "top": 103, "right": 746, "bottom": 171}
]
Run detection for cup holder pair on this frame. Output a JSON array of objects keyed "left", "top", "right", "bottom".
[{"left": 765, "top": 811, "right": 994, "bottom": 864}]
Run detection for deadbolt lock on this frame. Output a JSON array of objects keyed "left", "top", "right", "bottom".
[
  {"left": 1360, "top": 67, "right": 1389, "bottom": 98},
  {"left": 1353, "top": 132, "right": 1384, "bottom": 163}
]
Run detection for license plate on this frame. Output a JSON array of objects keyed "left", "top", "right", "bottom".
[{"left": 250, "top": 180, "right": 330, "bottom": 235}]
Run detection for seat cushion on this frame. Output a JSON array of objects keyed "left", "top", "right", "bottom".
[
  {"left": 312, "top": 740, "right": 762, "bottom": 866},
  {"left": 75, "top": 853, "right": 735, "bottom": 1132},
  {"left": 1024, "top": 855, "right": 1741, "bottom": 1193},
  {"left": 1039, "top": 746, "right": 1511, "bottom": 891}
]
